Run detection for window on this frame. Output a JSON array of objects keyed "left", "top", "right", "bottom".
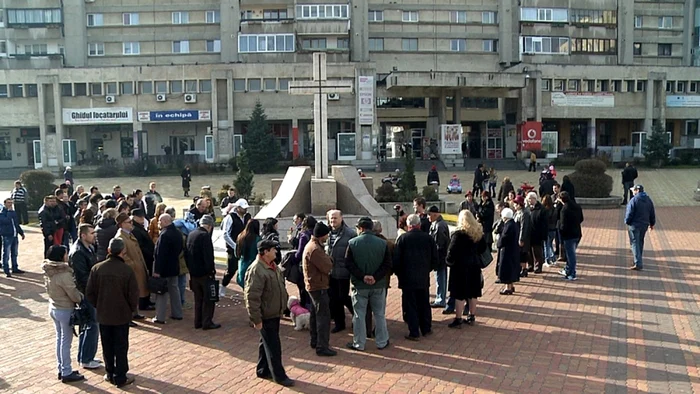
[
  {"left": 199, "top": 80, "right": 212, "bottom": 93},
  {"left": 449, "top": 11, "right": 466, "bottom": 24},
  {"left": 690, "top": 82, "right": 698, "bottom": 93},
  {"left": 87, "top": 14, "right": 103, "bottom": 27},
  {"left": 185, "top": 80, "right": 198, "bottom": 93},
  {"left": 10, "top": 84, "right": 23, "bottom": 97},
  {"left": 206, "top": 40, "right": 221, "bottom": 53},
  {"left": 88, "top": 43, "right": 104, "bottom": 56},
  {"left": 612, "top": 80, "right": 622, "bottom": 92},
  {"left": 172, "top": 40, "right": 190, "bottom": 54},
  {"left": 625, "top": 80, "right": 635, "bottom": 92},
  {"left": 552, "top": 79, "right": 564, "bottom": 91},
  {"left": 482, "top": 39, "right": 497, "bottom": 52},
  {"left": 567, "top": 80, "right": 579, "bottom": 91},
  {"left": 123, "top": 13, "right": 139, "bottom": 25},
  {"left": 241, "top": 10, "right": 253, "bottom": 20},
  {"left": 402, "top": 38, "right": 418, "bottom": 51},
  {"left": 120, "top": 137, "right": 133, "bottom": 158},
  {"left": 21, "top": 44, "right": 48, "bottom": 55},
  {"left": 105, "top": 82, "right": 117, "bottom": 95},
  {"left": 263, "top": 9, "right": 288, "bottom": 20},
  {"left": 634, "top": 16, "right": 642, "bottom": 28},
  {"left": 26, "top": 84, "right": 38, "bottom": 97},
  {"left": 666, "top": 81, "right": 674, "bottom": 92},
  {"left": 74, "top": 83, "right": 87, "bottom": 96},
  {"left": 120, "top": 82, "right": 134, "bottom": 95},
  {"left": 233, "top": 79, "right": 246, "bottom": 91},
  {"left": 248, "top": 79, "right": 261, "bottom": 92},
  {"left": 123, "top": 42, "right": 140, "bottom": 55},
  {"left": 482, "top": 11, "right": 496, "bottom": 24},
  {"left": 0, "top": 40, "right": 5, "bottom": 56},
  {"left": 172, "top": 11, "right": 189, "bottom": 24},
  {"left": 0, "top": 9, "right": 3, "bottom": 28},
  {"left": 238, "top": 34, "right": 295, "bottom": 53},
  {"left": 279, "top": 79, "right": 290, "bottom": 91},
  {"left": 7, "top": 9, "right": 62, "bottom": 25},
  {"left": 633, "top": 43, "right": 642, "bottom": 56},
  {"left": 599, "top": 80, "right": 609, "bottom": 92},
  {"left": 450, "top": 39, "right": 466, "bottom": 52},
  {"left": 636, "top": 80, "right": 646, "bottom": 92},
  {"left": 302, "top": 38, "right": 327, "bottom": 49},
  {"left": 90, "top": 83, "right": 102, "bottom": 96},
  {"left": 368, "top": 38, "right": 384, "bottom": 51},
  {"left": 368, "top": 10, "right": 383, "bottom": 22},
  {"left": 336, "top": 38, "right": 349, "bottom": 49},
  {"left": 139, "top": 81, "right": 153, "bottom": 94},
  {"left": 0, "top": 136, "right": 11, "bottom": 161},
  {"left": 60, "top": 83, "right": 72, "bottom": 96},
  {"left": 170, "top": 81, "right": 183, "bottom": 94},
  {"left": 569, "top": 9, "right": 617, "bottom": 24},
  {"left": 658, "top": 16, "right": 672, "bottom": 29},
  {"left": 264, "top": 78, "right": 277, "bottom": 91},
  {"left": 155, "top": 81, "right": 167, "bottom": 94},
  {"left": 296, "top": 5, "right": 349, "bottom": 20},
  {"left": 521, "top": 8, "right": 567, "bottom": 22},
  {"left": 677, "top": 81, "right": 685, "bottom": 93},
  {"left": 541, "top": 79, "right": 551, "bottom": 91},
  {"left": 402, "top": 11, "right": 419, "bottom": 22},
  {"left": 522, "top": 36, "right": 569, "bottom": 54},
  {"left": 0, "top": 85, "right": 7, "bottom": 98},
  {"left": 206, "top": 10, "right": 220, "bottom": 23},
  {"left": 570, "top": 38, "right": 617, "bottom": 54},
  {"left": 658, "top": 43, "right": 672, "bottom": 57}
]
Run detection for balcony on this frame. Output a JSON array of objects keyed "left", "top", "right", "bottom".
[
  {"left": 295, "top": 20, "right": 350, "bottom": 36},
  {"left": 240, "top": 18, "right": 295, "bottom": 35},
  {"left": 0, "top": 54, "right": 65, "bottom": 69}
]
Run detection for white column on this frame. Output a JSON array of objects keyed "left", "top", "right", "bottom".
[
  {"left": 588, "top": 118, "right": 597, "bottom": 153},
  {"left": 37, "top": 83, "right": 49, "bottom": 167}
]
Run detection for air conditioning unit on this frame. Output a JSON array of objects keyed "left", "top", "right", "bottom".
[
  {"left": 327, "top": 93, "right": 340, "bottom": 101},
  {"left": 184, "top": 93, "right": 197, "bottom": 103},
  {"left": 156, "top": 94, "right": 167, "bottom": 102},
  {"left": 105, "top": 95, "right": 116, "bottom": 104},
  {"left": 101, "top": 132, "right": 112, "bottom": 141}
]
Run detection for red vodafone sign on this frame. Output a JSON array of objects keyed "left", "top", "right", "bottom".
[{"left": 521, "top": 121, "right": 542, "bottom": 151}]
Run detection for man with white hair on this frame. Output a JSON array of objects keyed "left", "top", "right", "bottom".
[
  {"left": 526, "top": 192, "right": 548, "bottom": 273},
  {"left": 221, "top": 199, "right": 251, "bottom": 290},
  {"left": 152, "top": 213, "right": 183, "bottom": 324},
  {"left": 393, "top": 214, "right": 439, "bottom": 341},
  {"left": 326, "top": 209, "right": 355, "bottom": 333}
]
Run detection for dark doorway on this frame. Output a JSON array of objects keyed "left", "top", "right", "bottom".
[{"left": 465, "top": 122, "right": 482, "bottom": 159}]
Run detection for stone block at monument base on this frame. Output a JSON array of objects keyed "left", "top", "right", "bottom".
[
  {"left": 271, "top": 178, "right": 284, "bottom": 199},
  {"left": 310, "top": 179, "right": 337, "bottom": 216},
  {"left": 361, "top": 177, "right": 374, "bottom": 197},
  {"left": 255, "top": 166, "right": 312, "bottom": 220}
]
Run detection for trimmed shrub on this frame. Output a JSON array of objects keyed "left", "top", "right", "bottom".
[
  {"left": 568, "top": 159, "right": 613, "bottom": 198},
  {"left": 19, "top": 170, "right": 57, "bottom": 210},
  {"left": 94, "top": 165, "right": 119, "bottom": 178},
  {"left": 234, "top": 150, "right": 254, "bottom": 200},
  {"left": 375, "top": 182, "right": 398, "bottom": 202},
  {"left": 421, "top": 186, "right": 439, "bottom": 202},
  {"left": 124, "top": 158, "right": 159, "bottom": 177}
]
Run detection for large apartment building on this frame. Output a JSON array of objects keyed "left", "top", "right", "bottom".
[{"left": 0, "top": 0, "right": 698, "bottom": 170}]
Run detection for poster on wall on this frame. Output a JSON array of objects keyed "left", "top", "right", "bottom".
[
  {"left": 337, "top": 133, "right": 356, "bottom": 160},
  {"left": 358, "top": 76, "right": 374, "bottom": 125},
  {"left": 520, "top": 121, "right": 542, "bottom": 152},
  {"left": 440, "top": 124, "right": 462, "bottom": 154}
]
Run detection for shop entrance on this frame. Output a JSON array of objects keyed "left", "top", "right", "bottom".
[{"left": 464, "top": 123, "right": 482, "bottom": 159}]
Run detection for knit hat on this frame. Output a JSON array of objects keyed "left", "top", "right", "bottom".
[
  {"left": 116, "top": 212, "right": 131, "bottom": 225},
  {"left": 200, "top": 215, "right": 214, "bottom": 227},
  {"left": 47, "top": 245, "right": 67, "bottom": 262},
  {"left": 501, "top": 208, "right": 514, "bottom": 219},
  {"left": 313, "top": 222, "right": 330, "bottom": 238},
  {"left": 513, "top": 195, "right": 525, "bottom": 206}
]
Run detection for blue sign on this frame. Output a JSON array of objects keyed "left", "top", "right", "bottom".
[{"left": 150, "top": 110, "right": 199, "bottom": 121}]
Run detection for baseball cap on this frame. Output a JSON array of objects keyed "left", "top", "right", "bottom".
[{"left": 631, "top": 184, "right": 644, "bottom": 192}]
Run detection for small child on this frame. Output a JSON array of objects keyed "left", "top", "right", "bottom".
[{"left": 488, "top": 168, "right": 498, "bottom": 197}]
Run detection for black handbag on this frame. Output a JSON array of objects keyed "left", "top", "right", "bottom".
[
  {"left": 279, "top": 250, "right": 301, "bottom": 285},
  {"left": 206, "top": 278, "right": 220, "bottom": 302},
  {"left": 69, "top": 299, "right": 93, "bottom": 337},
  {"left": 479, "top": 247, "right": 494, "bottom": 269},
  {"left": 148, "top": 277, "right": 168, "bottom": 295}
]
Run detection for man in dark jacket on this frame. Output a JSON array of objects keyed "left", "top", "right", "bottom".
[
  {"left": 86, "top": 238, "right": 139, "bottom": 388},
  {"left": 624, "top": 184, "right": 655, "bottom": 271},
  {"left": 558, "top": 191, "right": 584, "bottom": 281},
  {"left": 346, "top": 217, "right": 391, "bottom": 351},
  {"left": 0, "top": 198, "right": 25, "bottom": 277},
  {"left": 538, "top": 172, "right": 556, "bottom": 197},
  {"left": 39, "top": 195, "right": 63, "bottom": 256},
  {"left": 69, "top": 223, "right": 101, "bottom": 369},
  {"left": 326, "top": 209, "right": 355, "bottom": 333},
  {"left": 412, "top": 197, "right": 431, "bottom": 233},
  {"left": 221, "top": 199, "right": 251, "bottom": 288},
  {"left": 621, "top": 162, "right": 639, "bottom": 205},
  {"left": 130, "top": 209, "right": 154, "bottom": 277},
  {"left": 189, "top": 198, "right": 207, "bottom": 222},
  {"left": 144, "top": 182, "right": 163, "bottom": 220},
  {"left": 427, "top": 206, "right": 451, "bottom": 311},
  {"left": 219, "top": 187, "right": 237, "bottom": 209},
  {"left": 153, "top": 214, "right": 183, "bottom": 323},
  {"left": 472, "top": 163, "right": 485, "bottom": 197},
  {"left": 393, "top": 214, "right": 439, "bottom": 341},
  {"left": 526, "top": 192, "right": 548, "bottom": 273},
  {"left": 185, "top": 215, "right": 220, "bottom": 330}
]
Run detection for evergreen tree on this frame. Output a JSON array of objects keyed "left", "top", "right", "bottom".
[
  {"left": 234, "top": 149, "right": 255, "bottom": 200},
  {"left": 243, "top": 100, "right": 279, "bottom": 173},
  {"left": 397, "top": 150, "right": 418, "bottom": 201},
  {"left": 643, "top": 123, "right": 672, "bottom": 168}
]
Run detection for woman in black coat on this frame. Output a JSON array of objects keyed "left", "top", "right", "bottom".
[
  {"left": 477, "top": 191, "right": 495, "bottom": 249},
  {"left": 445, "top": 210, "right": 487, "bottom": 328},
  {"left": 497, "top": 208, "right": 520, "bottom": 295},
  {"left": 561, "top": 175, "right": 576, "bottom": 202},
  {"left": 180, "top": 166, "right": 192, "bottom": 197}
]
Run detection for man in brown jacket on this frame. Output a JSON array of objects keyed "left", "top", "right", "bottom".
[
  {"left": 86, "top": 238, "right": 139, "bottom": 389},
  {"left": 114, "top": 212, "right": 149, "bottom": 326},
  {"left": 302, "top": 222, "right": 337, "bottom": 357}
]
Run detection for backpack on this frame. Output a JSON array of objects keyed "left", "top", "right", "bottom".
[{"left": 279, "top": 250, "right": 301, "bottom": 284}]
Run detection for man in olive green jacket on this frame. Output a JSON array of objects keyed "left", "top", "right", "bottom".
[
  {"left": 345, "top": 217, "right": 391, "bottom": 351},
  {"left": 244, "top": 239, "right": 294, "bottom": 388}
]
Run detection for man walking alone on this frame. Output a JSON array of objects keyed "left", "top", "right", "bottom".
[
  {"left": 185, "top": 215, "right": 221, "bottom": 330},
  {"left": 625, "top": 184, "right": 655, "bottom": 271},
  {"left": 620, "top": 162, "right": 638, "bottom": 205}
]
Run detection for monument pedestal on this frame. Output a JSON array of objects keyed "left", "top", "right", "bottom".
[{"left": 310, "top": 178, "right": 337, "bottom": 216}]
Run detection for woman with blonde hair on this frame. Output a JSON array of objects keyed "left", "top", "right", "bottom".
[
  {"left": 149, "top": 203, "right": 167, "bottom": 242},
  {"left": 445, "top": 210, "right": 487, "bottom": 328}
]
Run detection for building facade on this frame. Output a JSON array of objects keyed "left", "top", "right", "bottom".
[{"left": 0, "top": 0, "right": 698, "bottom": 169}]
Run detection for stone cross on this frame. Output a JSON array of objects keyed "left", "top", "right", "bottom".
[{"left": 288, "top": 52, "right": 354, "bottom": 178}]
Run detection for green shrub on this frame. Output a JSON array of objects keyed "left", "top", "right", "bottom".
[
  {"left": 228, "top": 157, "right": 239, "bottom": 172},
  {"left": 568, "top": 159, "right": 613, "bottom": 198},
  {"left": 375, "top": 182, "right": 398, "bottom": 202},
  {"left": 251, "top": 193, "right": 266, "bottom": 206},
  {"left": 19, "top": 170, "right": 57, "bottom": 210},
  {"left": 421, "top": 186, "right": 439, "bottom": 201},
  {"left": 124, "top": 158, "right": 159, "bottom": 177},
  {"left": 233, "top": 150, "right": 254, "bottom": 200},
  {"left": 94, "top": 165, "right": 119, "bottom": 178}
]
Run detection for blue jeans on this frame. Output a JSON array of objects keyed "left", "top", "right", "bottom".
[
  {"left": 351, "top": 288, "right": 389, "bottom": 350},
  {"left": 563, "top": 238, "right": 580, "bottom": 278},
  {"left": 77, "top": 301, "right": 99, "bottom": 364},
  {"left": 2, "top": 236, "right": 19, "bottom": 274},
  {"left": 434, "top": 268, "right": 447, "bottom": 306},
  {"left": 544, "top": 230, "right": 557, "bottom": 263},
  {"left": 50, "top": 306, "right": 74, "bottom": 377},
  {"left": 628, "top": 226, "right": 648, "bottom": 269},
  {"left": 178, "top": 273, "right": 188, "bottom": 305}
]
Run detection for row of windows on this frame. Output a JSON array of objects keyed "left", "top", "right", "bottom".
[
  {"left": 87, "top": 11, "right": 220, "bottom": 27},
  {"left": 241, "top": 9, "right": 289, "bottom": 20},
  {"left": 524, "top": 37, "right": 620, "bottom": 55},
  {"left": 541, "top": 79, "right": 700, "bottom": 94},
  {"left": 0, "top": 80, "right": 214, "bottom": 98},
  {"left": 634, "top": 16, "right": 674, "bottom": 29},
  {"left": 301, "top": 38, "right": 349, "bottom": 50},
  {"left": 634, "top": 43, "right": 674, "bottom": 57},
  {"left": 238, "top": 34, "right": 295, "bottom": 53},
  {"left": 395, "top": 10, "right": 496, "bottom": 24},
  {"left": 521, "top": 8, "right": 619, "bottom": 25},
  {"left": 296, "top": 4, "right": 349, "bottom": 20},
  {"left": 87, "top": 40, "right": 221, "bottom": 56},
  {"left": 6, "top": 8, "right": 62, "bottom": 25}
]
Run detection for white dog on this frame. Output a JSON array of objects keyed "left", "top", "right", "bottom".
[{"left": 287, "top": 296, "right": 310, "bottom": 331}]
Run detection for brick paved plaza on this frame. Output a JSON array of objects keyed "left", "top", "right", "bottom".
[{"left": 1, "top": 169, "right": 699, "bottom": 393}]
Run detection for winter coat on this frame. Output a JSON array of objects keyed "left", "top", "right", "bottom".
[
  {"left": 68, "top": 240, "right": 98, "bottom": 294},
  {"left": 497, "top": 220, "right": 521, "bottom": 284},
  {"left": 473, "top": 167, "right": 484, "bottom": 187},
  {"left": 477, "top": 199, "right": 495, "bottom": 245},
  {"left": 346, "top": 231, "right": 391, "bottom": 290},
  {"left": 459, "top": 200, "right": 477, "bottom": 216},
  {"left": 0, "top": 208, "right": 24, "bottom": 238},
  {"left": 539, "top": 178, "right": 556, "bottom": 197},
  {"left": 528, "top": 202, "right": 548, "bottom": 243},
  {"left": 625, "top": 192, "right": 656, "bottom": 229},
  {"left": 244, "top": 258, "right": 289, "bottom": 325},
  {"left": 115, "top": 229, "right": 150, "bottom": 298},
  {"left": 38, "top": 204, "right": 62, "bottom": 236},
  {"left": 181, "top": 169, "right": 191, "bottom": 189},
  {"left": 621, "top": 166, "right": 638, "bottom": 183},
  {"left": 497, "top": 181, "right": 515, "bottom": 202},
  {"left": 131, "top": 221, "right": 154, "bottom": 275},
  {"left": 561, "top": 179, "right": 576, "bottom": 202},
  {"left": 303, "top": 238, "right": 333, "bottom": 291},
  {"left": 514, "top": 208, "right": 532, "bottom": 249},
  {"left": 144, "top": 190, "right": 163, "bottom": 219},
  {"left": 393, "top": 229, "right": 439, "bottom": 290},
  {"left": 327, "top": 223, "right": 355, "bottom": 280},
  {"left": 544, "top": 206, "right": 558, "bottom": 231},
  {"left": 427, "top": 169, "right": 440, "bottom": 186},
  {"left": 429, "top": 216, "right": 451, "bottom": 270},
  {"left": 237, "top": 235, "right": 261, "bottom": 288},
  {"left": 86, "top": 255, "right": 139, "bottom": 326},
  {"left": 95, "top": 217, "right": 118, "bottom": 262},
  {"left": 559, "top": 201, "right": 584, "bottom": 241},
  {"left": 185, "top": 227, "right": 215, "bottom": 278},
  {"left": 446, "top": 230, "right": 486, "bottom": 300},
  {"left": 154, "top": 224, "right": 183, "bottom": 278},
  {"left": 43, "top": 260, "right": 83, "bottom": 309}
]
